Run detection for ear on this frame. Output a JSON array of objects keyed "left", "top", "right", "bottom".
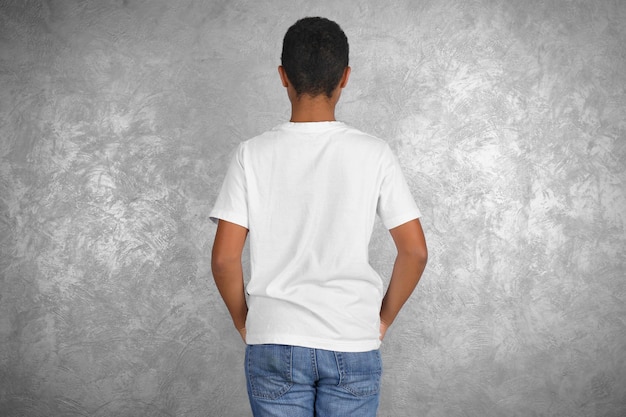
[
  {"left": 278, "top": 66, "right": 289, "bottom": 88},
  {"left": 339, "top": 66, "right": 351, "bottom": 88}
]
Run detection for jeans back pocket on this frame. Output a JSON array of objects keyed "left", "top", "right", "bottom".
[
  {"left": 246, "top": 344, "right": 294, "bottom": 399},
  {"left": 335, "top": 350, "right": 382, "bottom": 397}
]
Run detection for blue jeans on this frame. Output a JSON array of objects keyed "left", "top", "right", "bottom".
[{"left": 245, "top": 344, "right": 382, "bottom": 417}]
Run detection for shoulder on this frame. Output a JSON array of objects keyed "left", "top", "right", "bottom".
[
  {"left": 335, "top": 125, "right": 396, "bottom": 166},
  {"left": 240, "top": 124, "right": 286, "bottom": 149},
  {"left": 334, "top": 123, "right": 390, "bottom": 151}
]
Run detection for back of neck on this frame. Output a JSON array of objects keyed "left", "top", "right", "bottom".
[{"left": 289, "top": 95, "right": 338, "bottom": 122}]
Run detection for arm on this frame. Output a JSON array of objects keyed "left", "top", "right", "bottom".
[
  {"left": 211, "top": 219, "right": 249, "bottom": 342},
  {"left": 379, "top": 218, "right": 428, "bottom": 340}
]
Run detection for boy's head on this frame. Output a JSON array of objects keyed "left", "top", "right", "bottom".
[{"left": 281, "top": 17, "right": 349, "bottom": 99}]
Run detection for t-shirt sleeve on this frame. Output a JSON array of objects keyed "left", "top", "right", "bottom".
[
  {"left": 377, "top": 144, "right": 421, "bottom": 230},
  {"left": 209, "top": 143, "right": 249, "bottom": 229}
]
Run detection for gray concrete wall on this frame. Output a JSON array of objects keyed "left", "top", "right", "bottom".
[{"left": 1, "top": 0, "right": 625, "bottom": 416}]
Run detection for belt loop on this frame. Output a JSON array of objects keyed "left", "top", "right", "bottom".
[
  {"left": 310, "top": 347, "right": 319, "bottom": 381},
  {"left": 333, "top": 351, "right": 343, "bottom": 385}
]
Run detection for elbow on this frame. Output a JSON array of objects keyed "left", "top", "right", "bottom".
[
  {"left": 211, "top": 250, "right": 241, "bottom": 277},
  {"left": 399, "top": 245, "right": 428, "bottom": 266},
  {"left": 419, "top": 244, "right": 428, "bottom": 264},
  {"left": 414, "top": 247, "right": 429, "bottom": 266}
]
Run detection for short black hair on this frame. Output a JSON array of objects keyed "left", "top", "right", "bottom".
[{"left": 281, "top": 17, "right": 349, "bottom": 98}]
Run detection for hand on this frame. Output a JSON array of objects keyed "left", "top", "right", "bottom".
[
  {"left": 237, "top": 327, "right": 247, "bottom": 343},
  {"left": 379, "top": 319, "right": 390, "bottom": 341}
]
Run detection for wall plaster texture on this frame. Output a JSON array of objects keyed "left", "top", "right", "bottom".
[{"left": 1, "top": 0, "right": 625, "bottom": 416}]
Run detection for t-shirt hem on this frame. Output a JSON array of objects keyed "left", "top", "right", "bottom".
[
  {"left": 245, "top": 334, "right": 381, "bottom": 352},
  {"left": 209, "top": 210, "right": 248, "bottom": 228},
  {"left": 383, "top": 209, "right": 422, "bottom": 230}
]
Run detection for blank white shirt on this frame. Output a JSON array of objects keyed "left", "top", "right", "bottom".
[{"left": 210, "top": 121, "right": 420, "bottom": 351}]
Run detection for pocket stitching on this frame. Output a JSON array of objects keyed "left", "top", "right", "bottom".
[
  {"left": 335, "top": 350, "right": 382, "bottom": 397},
  {"left": 247, "top": 345, "right": 294, "bottom": 400}
]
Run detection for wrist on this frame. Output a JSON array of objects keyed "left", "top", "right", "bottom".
[
  {"left": 237, "top": 327, "right": 247, "bottom": 343},
  {"left": 379, "top": 319, "right": 390, "bottom": 341}
]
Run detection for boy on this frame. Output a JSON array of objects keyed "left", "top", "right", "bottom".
[{"left": 210, "top": 17, "right": 427, "bottom": 417}]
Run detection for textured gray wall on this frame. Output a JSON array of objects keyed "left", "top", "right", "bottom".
[{"left": 1, "top": 0, "right": 625, "bottom": 416}]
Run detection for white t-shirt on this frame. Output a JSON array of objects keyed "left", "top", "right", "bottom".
[{"left": 210, "top": 121, "right": 421, "bottom": 352}]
